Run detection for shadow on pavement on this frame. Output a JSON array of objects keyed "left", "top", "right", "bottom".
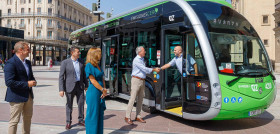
[
  {"left": 104, "top": 114, "right": 116, "bottom": 120},
  {"left": 58, "top": 127, "right": 86, "bottom": 134},
  {"left": 108, "top": 124, "right": 138, "bottom": 134},
  {"left": 157, "top": 110, "right": 274, "bottom": 131}
]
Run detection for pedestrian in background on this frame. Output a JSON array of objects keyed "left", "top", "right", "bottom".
[
  {"left": 59, "top": 46, "right": 88, "bottom": 130},
  {"left": 84, "top": 47, "right": 107, "bottom": 134},
  {"left": 4, "top": 41, "right": 37, "bottom": 134},
  {"left": 125, "top": 46, "right": 160, "bottom": 125},
  {"left": 48, "top": 58, "right": 53, "bottom": 70},
  {"left": 0, "top": 59, "right": 3, "bottom": 70}
]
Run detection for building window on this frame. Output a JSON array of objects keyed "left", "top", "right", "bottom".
[
  {"left": 47, "top": 31, "right": 52, "bottom": 39},
  {"left": 37, "top": 18, "right": 41, "bottom": 24},
  {"left": 64, "top": 3, "right": 67, "bottom": 9},
  {"left": 20, "top": 0, "right": 25, "bottom": 4},
  {"left": 28, "top": 8, "right": 31, "bottom": 14},
  {"left": 48, "top": 19, "right": 52, "bottom": 25},
  {"left": 37, "top": 7, "right": 41, "bottom": 14},
  {"left": 38, "top": 0, "right": 41, "bottom": 3},
  {"left": 20, "top": 19, "right": 24, "bottom": 24},
  {"left": 29, "top": 0, "right": 31, "bottom": 3},
  {"left": 28, "top": 19, "right": 30, "bottom": 24},
  {"left": 262, "top": 15, "right": 270, "bottom": 25},
  {"left": 58, "top": 10, "right": 60, "bottom": 15},
  {"left": 28, "top": 32, "right": 30, "bottom": 35},
  {"left": 21, "top": 8, "right": 24, "bottom": 15},
  {"left": 58, "top": 0, "right": 60, "bottom": 6},
  {"left": 48, "top": 8, "right": 52, "bottom": 15},
  {"left": 37, "top": 30, "right": 41, "bottom": 38},
  {"left": 48, "top": 0, "right": 52, "bottom": 4},
  {"left": 264, "top": 39, "right": 269, "bottom": 46},
  {"left": 8, "top": 9, "right": 11, "bottom": 15},
  {"left": 7, "top": 0, "right": 12, "bottom": 5},
  {"left": 7, "top": 19, "right": 11, "bottom": 25}
]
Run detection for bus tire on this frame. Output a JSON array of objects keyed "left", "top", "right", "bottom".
[{"left": 142, "top": 85, "right": 157, "bottom": 114}]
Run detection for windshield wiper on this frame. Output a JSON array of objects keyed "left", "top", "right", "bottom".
[
  {"left": 226, "top": 72, "right": 262, "bottom": 86},
  {"left": 264, "top": 69, "right": 276, "bottom": 80}
]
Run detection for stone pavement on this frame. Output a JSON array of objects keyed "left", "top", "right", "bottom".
[{"left": 0, "top": 66, "right": 280, "bottom": 134}]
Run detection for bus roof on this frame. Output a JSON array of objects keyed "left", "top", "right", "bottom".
[{"left": 70, "top": 0, "right": 232, "bottom": 36}]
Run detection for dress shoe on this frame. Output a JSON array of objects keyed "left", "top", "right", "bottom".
[
  {"left": 78, "top": 120, "right": 85, "bottom": 126},
  {"left": 124, "top": 117, "right": 134, "bottom": 125},
  {"left": 65, "top": 123, "right": 71, "bottom": 130},
  {"left": 135, "top": 117, "right": 146, "bottom": 123}
]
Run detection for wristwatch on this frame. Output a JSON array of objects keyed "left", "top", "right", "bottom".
[
  {"left": 159, "top": 67, "right": 162, "bottom": 71},
  {"left": 101, "top": 88, "right": 104, "bottom": 92}
]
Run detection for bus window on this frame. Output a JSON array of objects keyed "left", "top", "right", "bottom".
[
  {"left": 119, "top": 32, "right": 134, "bottom": 68},
  {"left": 210, "top": 33, "right": 269, "bottom": 75},
  {"left": 118, "top": 31, "right": 134, "bottom": 94},
  {"left": 186, "top": 33, "right": 207, "bottom": 77},
  {"left": 137, "top": 31, "right": 159, "bottom": 67}
]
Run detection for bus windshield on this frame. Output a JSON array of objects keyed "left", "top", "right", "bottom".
[{"left": 188, "top": 1, "right": 271, "bottom": 76}]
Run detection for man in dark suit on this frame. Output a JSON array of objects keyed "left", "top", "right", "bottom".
[
  {"left": 4, "top": 41, "right": 37, "bottom": 134},
  {"left": 59, "top": 46, "right": 88, "bottom": 130}
]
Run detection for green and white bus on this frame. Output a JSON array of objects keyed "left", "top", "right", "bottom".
[{"left": 69, "top": 0, "right": 276, "bottom": 120}]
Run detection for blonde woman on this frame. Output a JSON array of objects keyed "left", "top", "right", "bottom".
[{"left": 85, "top": 47, "right": 107, "bottom": 134}]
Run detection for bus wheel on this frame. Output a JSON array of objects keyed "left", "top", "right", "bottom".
[
  {"left": 142, "top": 104, "right": 157, "bottom": 114},
  {"left": 142, "top": 85, "right": 157, "bottom": 114}
]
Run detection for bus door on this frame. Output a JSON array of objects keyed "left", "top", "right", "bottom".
[
  {"left": 181, "top": 33, "right": 211, "bottom": 116},
  {"left": 161, "top": 24, "right": 186, "bottom": 110},
  {"left": 102, "top": 36, "right": 119, "bottom": 95}
]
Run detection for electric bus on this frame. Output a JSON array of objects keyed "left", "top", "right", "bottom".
[{"left": 69, "top": 0, "right": 276, "bottom": 120}]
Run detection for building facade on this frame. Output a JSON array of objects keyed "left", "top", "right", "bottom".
[
  {"left": 232, "top": 0, "right": 276, "bottom": 70},
  {"left": 0, "top": 0, "right": 92, "bottom": 65},
  {"left": 274, "top": 0, "right": 280, "bottom": 72}
]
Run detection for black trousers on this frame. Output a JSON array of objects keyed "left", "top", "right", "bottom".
[{"left": 65, "top": 82, "right": 85, "bottom": 123}]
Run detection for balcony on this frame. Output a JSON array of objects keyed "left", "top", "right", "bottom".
[
  {"left": 47, "top": 36, "right": 53, "bottom": 40},
  {"left": 19, "top": 24, "right": 26, "bottom": 29},
  {"left": 1, "top": 13, "right": 87, "bottom": 27},
  {"left": 47, "top": 24, "right": 54, "bottom": 29},
  {"left": 5, "top": 24, "right": 12, "bottom": 28},
  {"left": 69, "top": 29, "right": 73, "bottom": 32},
  {"left": 58, "top": 37, "right": 68, "bottom": 41},
  {"left": 36, "top": 24, "right": 42, "bottom": 28},
  {"left": 64, "top": 27, "right": 68, "bottom": 31}
]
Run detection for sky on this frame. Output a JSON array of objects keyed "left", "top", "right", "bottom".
[{"left": 75, "top": 0, "right": 232, "bottom": 18}]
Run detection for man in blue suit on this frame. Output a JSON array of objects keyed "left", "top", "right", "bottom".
[{"left": 4, "top": 41, "right": 37, "bottom": 134}]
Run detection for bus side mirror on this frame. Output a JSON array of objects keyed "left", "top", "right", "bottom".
[{"left": 247, "top": 41, "right": 253, "bottom": 59}]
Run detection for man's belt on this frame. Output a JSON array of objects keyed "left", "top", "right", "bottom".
[{"left": 132, "top": 76, "right": 145, "bottom": 80}]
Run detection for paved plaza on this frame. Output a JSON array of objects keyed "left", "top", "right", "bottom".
[{"left": 0, "top": 66, "right": 280, "bottom": 134}]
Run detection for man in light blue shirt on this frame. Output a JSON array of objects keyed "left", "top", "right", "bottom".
[
  {"left": 72, "top": 59, "right": 80, "bottom": 81},
  {"left": 125, "top": 46, "right": 160, "bottom": 125},
  {"left": 160, "top": 46, "right": 198, "bottom": 98},
  {"left": 160, "top": 46, "right": 198, "bottom": 75}
]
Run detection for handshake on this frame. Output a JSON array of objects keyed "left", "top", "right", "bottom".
[{"left": 152, "top": 67, "right": 161, "bottom": 73}]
